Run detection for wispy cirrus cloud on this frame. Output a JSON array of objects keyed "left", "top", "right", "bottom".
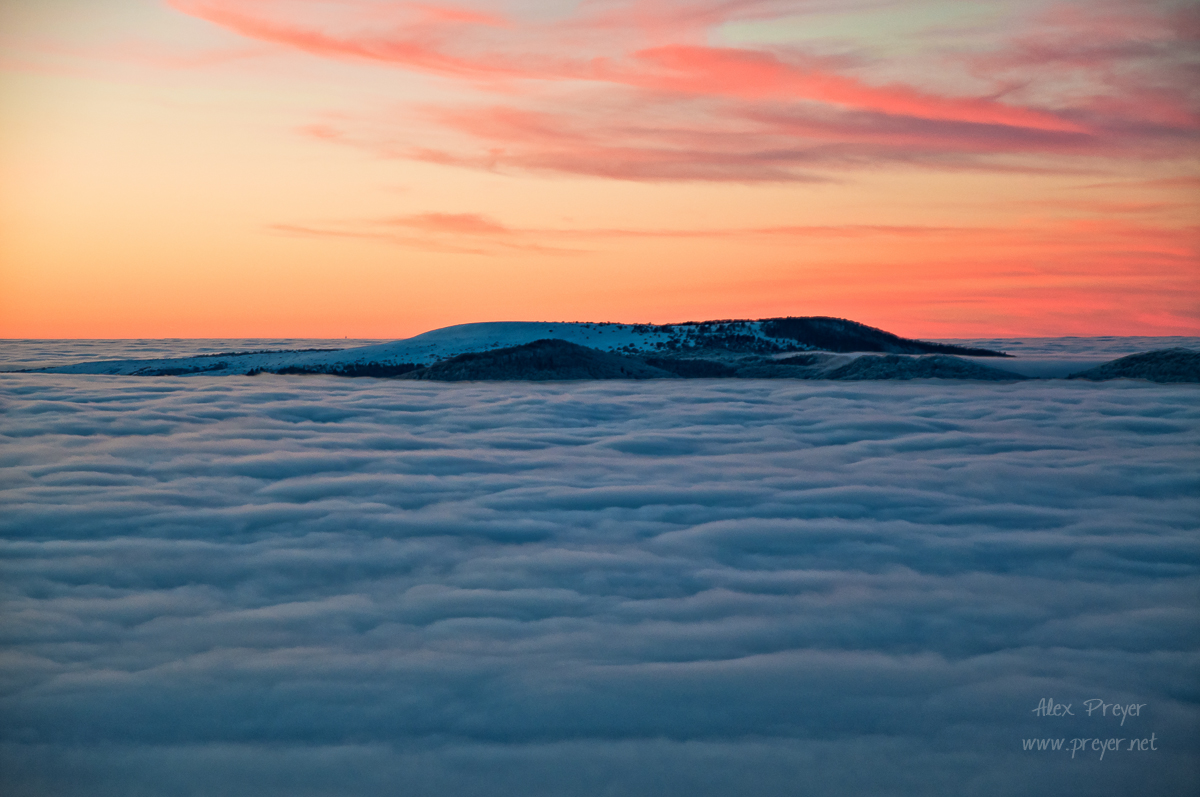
[
  {"left": 269, "top": 213, "right": 584, "bottom": 255},
  {"left": 167, "top": 0, "right": 1198, "bottom": 182},
  {"left": 965, "top": 2, "right": 1200, "bottom": 134},
  {"left": 271, "top": 210, "right": 1199, "bottom": 272}
]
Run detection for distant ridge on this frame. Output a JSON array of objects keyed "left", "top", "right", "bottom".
[
  {"left": 19, "top": 316, "right": 1011, "bottom": 377},
  {"left": 1068, "top": 349, "right": 1200, "bottom": 383},
  {"left": 392, "top": 340, "right": 1029, "bottom": 382},
  {"left": 581, "top": 316, "right": 1010, "bottom": 357},
  {"left": 825, "top": 354, "right": 1027, "bottom": 381},
  {"left": 400, "top": 339, "right": 676, "bottom": 381},
  {"left": 757, "top": 317, "right": 1008, "bottom": 357}
]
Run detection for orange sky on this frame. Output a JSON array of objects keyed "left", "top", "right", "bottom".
[{"left": 1, "top": 0, "right": 1197, "bottom": 339}]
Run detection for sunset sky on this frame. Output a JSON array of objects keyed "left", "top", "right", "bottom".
[{"left": 1, "top": 0, "right": 1196, "bottom": 339}]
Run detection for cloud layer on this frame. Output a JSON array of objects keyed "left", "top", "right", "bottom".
[
  {"left": 2, "top": 373, "right": 1198, "bottom": 795},
  {"left": 171, "top": 0, "right": 1200, "bottom": 181}
]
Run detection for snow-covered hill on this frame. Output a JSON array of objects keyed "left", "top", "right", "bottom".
[
  {"left": 24, "top": 321, "right": 703, "bottom": 376},
  {"left": 23, "top": 318, "right": 1006, "bottom": 377}
]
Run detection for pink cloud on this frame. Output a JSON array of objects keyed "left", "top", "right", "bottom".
[
  {"left": 967, "top": 1, "right": 1199, "bottom": 130},
  {"left": 168, "top": 0, "right": 501, "bottom": 76},
  {"left": 621, "top": 45, "right": 1085, "bottom": 132},
  {"left": 168, "top": 0, "right": 1198, "bottom": 181},
  {"left": 173, "top": 1, "right": 1085, "bottom": 127},
  {"left": 402, "top": 98, "right": 1094, "bottom": 182},
  {"left": 384, "top": 212, "right": 514, "bottom": 235},
  {"left": 272, "top": 213, "right": 582, "bottom": 254},
  {"left": 280, "top": 212, "right": 1198, "bottom": 257}
]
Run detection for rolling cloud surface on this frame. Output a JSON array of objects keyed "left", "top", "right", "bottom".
[{"left": 1, "top": 374, "right": 1198, "bottom": 795}]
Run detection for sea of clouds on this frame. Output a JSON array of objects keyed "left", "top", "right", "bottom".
[
  {"left": 1, "top": 369, "right": 1197, "bottom": 796},
  {"left": 0, "top": 339, "right": 387, "bottom": 372}
]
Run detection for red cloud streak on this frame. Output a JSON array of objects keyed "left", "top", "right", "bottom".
[{"left": 162, "top": 0, "right": 1200, "bottom": 182}]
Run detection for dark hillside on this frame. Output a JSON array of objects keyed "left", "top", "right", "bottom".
[
  {"left": 761, "top": 317, "right": 1009, "bottom": 356},
  {"left": 402, "top": 339, "right": 676, "bottom": 381},
  {"left": 827, "top": 355, "right": 1027, "bottom": 381},
  {"left": 1068, "top": 349, "right": 1200, "bottom": 383}
]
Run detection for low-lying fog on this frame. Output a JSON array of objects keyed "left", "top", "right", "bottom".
[{"left": 2, "top": 374, "right": 1197, "bottom": 796}]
